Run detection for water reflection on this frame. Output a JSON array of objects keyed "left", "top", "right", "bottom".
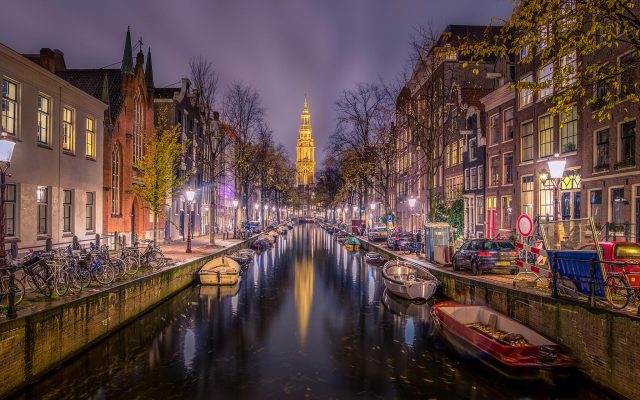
[{"left": 16, "top": 225, "right": 609, "bottom": 400}]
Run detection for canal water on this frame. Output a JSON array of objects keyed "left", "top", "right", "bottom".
[{"left": 17, "top": 225, "right": 609, "bottom": 399}]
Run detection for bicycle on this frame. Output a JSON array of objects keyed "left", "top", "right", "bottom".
[{"left": 0, "top": 266, "right": 25, "bottom": 306}]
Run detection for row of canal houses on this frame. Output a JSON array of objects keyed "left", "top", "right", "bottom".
[
  {"left": 0, "top": 28, "right": 237, "bottom": 250},
  {"left": 393, "top": 24, "right": 639, "bottom": 241}
]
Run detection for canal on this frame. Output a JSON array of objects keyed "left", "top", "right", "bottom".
[{"left": 16, "top": 225, "right": 609, "bottom": 399}]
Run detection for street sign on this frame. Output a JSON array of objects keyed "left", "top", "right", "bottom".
[
  {"left": 387, "top": 215, "right": 393, "bottom": 222},
  {"left": 516, "top": 214, "right": 534, "bottom": 237}
]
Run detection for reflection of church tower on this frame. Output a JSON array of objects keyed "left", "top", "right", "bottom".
[
  {"left": 294, "top": 258, "right": 314, "bottom": 346},
  {"left": 295, "top": 96, "right": 315, "bottom": 187}
]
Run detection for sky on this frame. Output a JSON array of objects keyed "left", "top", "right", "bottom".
[{"left": 0, "top": 0, "right": 513, "bottom": 163}]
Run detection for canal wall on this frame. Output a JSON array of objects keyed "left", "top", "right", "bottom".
[
  {"left": 360, "top": 239, "right": 639, "bottom": 400},
  {"left": 0, "top": 240, "right": 249, "bottom": 399}
]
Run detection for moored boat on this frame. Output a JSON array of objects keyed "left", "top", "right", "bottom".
[
  {"left": 382, "top": 260, "right": 439, "bottom": 300},
  {"left": 198, "top": 257, "right": 241, "bottom": 285},
  {"left": 336, "top": 234, "right": 347, "bottom": 243},
  {"left": 431, "top": 302, "right": 575, "bottom": 380},
  {"left": 344, "top": 236, "right": 361, "bottom": 251},
  {"left": 365, "top": 252, "right": 385, "bottom": 264}
]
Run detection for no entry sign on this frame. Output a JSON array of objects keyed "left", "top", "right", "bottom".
[{"left": 516, "top": 214, "right": 534, "bottom": 237}]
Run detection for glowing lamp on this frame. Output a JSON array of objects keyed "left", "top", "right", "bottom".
[
  {"left": 232, "top": 199, "right": 239, "bottom": 208},
  {"left": 408, "top": 197, "right": 417, "bottom": 208},
  {"left": 0, "top": 132, "right": 15, "bottom": 164},
  {"left": 185, "top": 188, "right": 195, "bottom": 202},
  {"left": 548, "top": 154, "right": 566, "bottom": 180}
]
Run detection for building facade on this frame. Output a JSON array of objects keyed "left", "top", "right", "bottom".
[
  {"left": 295, "top": 97, "right": 315, "bottom": 187},
  {"left": 462, "top": 105, "right": 486, "bottom": 238},
  {"left": 1, "top": 43, "right": 106, "bottom": 250}
]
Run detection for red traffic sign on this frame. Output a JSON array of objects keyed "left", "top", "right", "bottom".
[{"left": 516, "top": 214, "right": 534, "bottom": 237}]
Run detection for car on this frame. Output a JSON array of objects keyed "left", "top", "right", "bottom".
[
  {"left": 368, "top": 226, "right": 389, "bottom": 242},
  {"left": 452, "top": 239, "right": 518, "bottom": 275},
  {"left": 387, "top": 232, "right": 414, "bottom": 250}
]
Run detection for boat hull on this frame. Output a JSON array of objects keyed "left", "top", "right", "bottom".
[
  {"left": 345, "top": 244, "right": 360, "bottom": 251},
  {"left": 199, "top": 257, "right": 241, "bottom": 286},
  {"left": 382, "top": 260, "right": 439, "bottom": 300}
]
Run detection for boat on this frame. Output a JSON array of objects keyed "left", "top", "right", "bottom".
[
  {"left": 432, "top": 302, "right": 575, "bottom": 380},
  {"left": 382, "top": 260, "right": 439, "bottom": 300},
  {"left": 336, "top": 234, "right": 347, "bottom": 243},
  {"left": 227, "top": 251, "right": 253, "bottom": 266},
  {"left": 344, "top": 237, "right": 361, "bottom": 251},
  {"left": 199, "top": 280, "right": 240, "bottom": 298},
  {"left": 365, "top": 252, "right": 385, "bottom": 264},
  {"left": 198, "top": 257, "right": 241, "bottom": 285}
]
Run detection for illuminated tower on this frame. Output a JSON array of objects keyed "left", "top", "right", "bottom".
[{"left": 295, "top": 96, "right": 315, "bottom": 187}]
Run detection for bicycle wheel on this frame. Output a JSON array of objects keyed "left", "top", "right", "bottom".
[
  {"left": 0, "top": 277, "right": 25, "bottom": 307},
  {"left": 54, "top": 270, "right": 70, "bottom": 297},
  {"left": 110, "top": 258, "right": 126, "bottom": 279},
  {"left": 66, "top": 267, "right": 84, "bottom": 295},
  {"left": 32, "top": 273, "right": 52, "bottom": 298},
  {"left": 147, "top": 250, "right": 165, "bottom": 269},
  {"left": 605, "top": 275, "right": 631, "bottom": 310},
  {"left": 93, "top": 263, "right": 115, "bottom": 285},
  {"left": 123, "top": 255, "right": 140, "bottom": 276}
]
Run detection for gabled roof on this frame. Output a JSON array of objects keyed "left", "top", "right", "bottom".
[{"left": 56, "top": 69, "right": 122, "bottom": 121}]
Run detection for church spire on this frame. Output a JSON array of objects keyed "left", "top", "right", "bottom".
[
  {"left": 296, "top": 95, "right": 315, "bottom": 187},
  {"left": 145, "top": 47, "right": 154, "bottom": 93},
  {"left": 121, "top": 27, "right": 133, "bottom": 74}
]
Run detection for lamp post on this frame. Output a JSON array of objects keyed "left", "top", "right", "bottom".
[
  {"left": 185, "top": 188, "right": 195, "bottom": 253},
  {"left": 540, "top": 154, "right": 566, "bottom": 222},
  {"left": 232, "top": 199, "right": 239, "bottom": 239},
  {"left": 370, "top": 202, "right": 376, "bottom": 228},
  {"left": 408, "top": 197, "right": 417, "bottom": 233},
  {"left": 254, "top": 202, "right": 259, "bottom": 221},
  {"left": 0, "top": 132, "right": 16, "bottom": 318}
]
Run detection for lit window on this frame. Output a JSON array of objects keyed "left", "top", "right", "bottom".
[
  {"left": 62, "top": 107, "right": 74, "bottom": 152},
  {"left": 37, "top": 186, "right": 48, "bottom": 234},
  {"left": 86, "top": 117, "right": 96, "bottom": 158},
  {"left": 521, "top": 121, "right": 534, "bottom": 161},
  {"left": 521, "top": 176, "right": 534, "bottom": 218},
  {"left": 490, "top": 156, "right": 500, "bottom": 186},
  {"left": 501, "top": 196, "right": 512, "bottom": 228},
  {"left": 539, "top": 115, "right": 554, "bottom": 158},
  {"left": 611, "top": 188, "right": 625, "bottom": 225},
  {"left": 37, "top": 95, "right": 50, "bottom": 144},
  {"left": 2, "top": 79, "right": 18, "bottom": 135},
  {"left": 539, "top": 180, "right": 554, "bottom": 220},
  {"left": 560, "top": 106, "right": 578, "bottom": 153},
  {"left": 538, "top": 63, "right": 554, "bottom": 99},
  {"left": 560, "top": 51, "right": 577, "bottom": 87},
  {"left": 63, "top": 189, "right": 72, "bottom": 233},
  {"left": 519, "top": 74, "right": 533, "bottom": 108}
]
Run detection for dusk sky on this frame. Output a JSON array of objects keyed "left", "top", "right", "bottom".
[{"left": 1, "top": 0, "right": 513, "bottom": 162}]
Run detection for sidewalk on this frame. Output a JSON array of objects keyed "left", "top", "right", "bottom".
[{"left": 160, "top": 234, "right": 244, "bottom": 263}]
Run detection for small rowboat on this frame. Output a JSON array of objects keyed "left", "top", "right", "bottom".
[
  {"left": 382, "top": 260, "right": 439, "bottom": 300},
  {"left": 365, "top": 252, "right": 385, "bottom": 264},
  {"left": 198, "top": 257, "right": 241, "bottom": 285},
  {"left": 336, "top": 235, "right": 347, "bottom": 243},
  {"left": 432, "top": 302, "right": 574, "bottom": 380},
  {"left": 344, "top": 237, "right": 361, "bottom": 252}
]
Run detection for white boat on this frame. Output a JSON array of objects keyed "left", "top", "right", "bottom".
[
  {"left": 198, "top": 256, "right": 241, "bottom": 285},
  {"left": 382, "top": 260, "right": 439, "bottom": 300}
]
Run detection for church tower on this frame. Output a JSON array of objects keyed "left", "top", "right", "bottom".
[{"left": 296, "top": 96, "right": 315, "bottom": 187}]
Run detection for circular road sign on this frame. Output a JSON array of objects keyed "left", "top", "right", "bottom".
[{"left": 516, "top": 214, "right": 534, "bottom": 237}]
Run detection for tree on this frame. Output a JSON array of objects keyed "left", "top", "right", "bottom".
[
  {"left": 459, "top": 0, "right": 640, "bottom": 121},
  {"left": 190, "top": 55, "right": 228, "bottom": 245},
  {"left": 132, "top": 107, "right": 187, "bottom": 244}
]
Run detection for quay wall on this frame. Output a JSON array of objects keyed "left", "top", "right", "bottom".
[
  {"left": 0, "top": 241, "right": 248, "bottom": 399},
  {"left": 360, "top": 239, "right": 639, "bottom": 400}
]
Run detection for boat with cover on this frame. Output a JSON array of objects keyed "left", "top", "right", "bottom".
[
  {"left": 198, "top": 257, "right": 241, "bottom": 285},
  {"left": 382, "top": 260, "right": 439, "bottom": 300},
  {"left": 431, "top": 302, "right": 574, "bottom": 380},
  {"left": 345, "top": 236, "right": 361, "bottom": 251}
]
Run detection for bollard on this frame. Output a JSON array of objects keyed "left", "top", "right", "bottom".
[
  {"left": 114, "top": 231, "right": 119, "bottom": 251},
  {"left": 72, "top": 235, "right": 79, "bottom": 250},
  {"left": 45, "top": 238, "right": 52, "bottom": 252},
  {"left": 10, "top": 242, "right": 17, "bottom": 259},
  {"left": 96, "top": 233, "right": 101, "bottom": 247},
  {"left": 551, "top": 253, "right": 558, "bottom": 299},
  {"left": 589, "top": 258, "right": 596, "bottom": 308}
]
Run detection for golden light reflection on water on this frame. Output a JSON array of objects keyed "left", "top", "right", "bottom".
[{"left": 294, "top": 228, "right": 314, "bottom": 347}]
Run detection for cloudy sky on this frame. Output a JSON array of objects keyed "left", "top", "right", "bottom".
[{"left": 1, "top": 0, "right": 513, "bottom": 163}]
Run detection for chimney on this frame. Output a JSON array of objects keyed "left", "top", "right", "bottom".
[
  {"left": 213, "top": 111, "right": 220, "bottom": 121},
  {"left": 38, "top": 48, "right": 56, "bottom": 73}
]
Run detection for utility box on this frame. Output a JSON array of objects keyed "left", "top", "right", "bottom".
[{"left": 424, "top": 222, "right": 453, "bottom": 265}]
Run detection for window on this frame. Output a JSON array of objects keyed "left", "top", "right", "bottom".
[
  {"left": 111, "top": 146, "right": 121, "bottom": 215},
  {"left": 86, "top": 117, "right": 96, "bottom": 158},
  {"left": 521, "top": 121, "right": 534, "bottom": 161},
  {"left": 538, "top": 63, "right": 554, "bottom": 99},
  {"left": 620, "top": 120, "right": 636, "bottom": 164},
  {"left": 2, "top": 79, "right": 17, "bottom": 135},
  {"left": 470, "top": 167, "right": 477, "bottom": 190},
  {"left": 86, "top": 192, "right": 95, "bottom": 231},
  {"left": 538, "top": 25, "right": 550, "bottom": 50},
  {"left": 63, "top": 189, "right": 72, "bottom": 233},
  {"left": 595, "top": 128, "right": 609, "bottom": 168},
  {"left": 37, "top": 186, "right": 48, "bottom": 235},
  {"left": 490, "top": 156, "right": 500, "bottom": 186},
  {"left": 521, "top": 176, "right": 534, "bottom": 217},
  {"left": 620, "top": 52, "right": 637, "bottom": 97},
  {"left": 560, "top": 51, "right": 577, "bottom": 87},
  {"left": 133, "top": 89, "right": 143, "bottom": 164},
  {"left": 560, "top": 106, "right": 577, "bottom": 153},
  {"left": 469, "top": 138, "right": 477, "bottom": 160},
  {"left": 561, "top": 171, "right": 581, "bottom": 190},
  {"left": 489, "top": 114, "right": 500, "bottom": 145},
  {"left": 478, "top": 166, "right": 484, "bottom": 189},
  {"left": 501, "top": 196, "right": 512, "bottom": 228},
  {"left": 590, "top": 190, "right": 602, "bottom": 226},
  {"left": 539, "top": 115, "right": 554, "bottom": 158},
  {"left": 476, "top": 197, "right": 485, "bottom": 224},
  {"left": 611, "top": 188, "right": 625, "bottom": 225},
  {"left": 519, "top": 45, "right": 529, "bottom": 62},
  {"left": 4, "top": 184, "right": 16, "bottom": 236},
  {"left": 37, "top": 95, "right": 50, "bottom": 144},
  {"left": 503, "top": 108, "right": 514, "bottom": 140},
  {"left": 62, "top": 107, "right": 74, "bottom": 152},
  {"left": 539, "top": 180, "right": 554, "bottom": 219},
  {"left": 464, "top": 169, "right": 469, "bottom": 191},
  {"left": 503, "top": 153, "right": 513, "bottom": 184},
  {"left": 519, "top": 74, "right": 533, "bottom": 108}
]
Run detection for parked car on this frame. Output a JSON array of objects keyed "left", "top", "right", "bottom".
[
  {"left": 387, "top": 232, "right": 414, "bottom": 250},
  {"left": 452, "top": 239, "right": 518, "bottom": 275},
  {"left": 368, "top": 226, "right": 389, "bottom": 242}
]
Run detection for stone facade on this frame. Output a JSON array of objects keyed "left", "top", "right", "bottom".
[{"left": 0, "top": 43, "right": 105, "bottom": 250}]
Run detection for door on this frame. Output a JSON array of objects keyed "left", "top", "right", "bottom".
[
  {"left": 561, "top": 192, "right": 581, "bottom": 220},
  {"left": 486, "top": 209, "right": 497, "bottom": 238}
]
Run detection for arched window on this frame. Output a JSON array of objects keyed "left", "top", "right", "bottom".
[
  {"left": 133, "top": 88, "right": 143, "bottom": 164},
  {"left": 112, "top": 145, "right": 121, "bottom": 215}
]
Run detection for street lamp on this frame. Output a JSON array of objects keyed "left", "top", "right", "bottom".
[
  {"left": 408, "top": 197, "right": 417, "bottom": 233},
  {"left": 0, "top": 131, "right": 16, "bottom": 318},
  {"left": 185, "top": 188, "right": 195, "bottom": 253},
  {"left": 232, "top": 199, "right": 239, "bottom": 239},
  {"left": 254, "top": 202, "right": 259, "bottom": 221}
]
